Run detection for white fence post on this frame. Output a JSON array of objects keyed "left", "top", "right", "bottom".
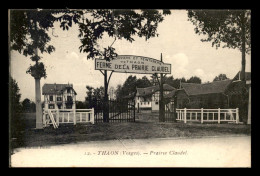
[
  {"left": 73, "top": 109, "right": 76, "bottom": 125},
  {"left": 184, "top": 108, "right": 187, "bottom": 123},
  {"left": 57, "top": 109, "right": 59, "bottom": 126},
  {"left": 236, "top": 108, "right": 239, "bottom": 124},
  {"left": 201, "top": 108, "right": 203, "bottom": 124},
  {"left": 91, "top": 108, "right": 95, "bottom": 124},
  {"left": 218, "top": 108, "right": 220, "bottom": 124}
]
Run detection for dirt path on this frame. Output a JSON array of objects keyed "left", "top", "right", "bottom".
[{"left": 10, "top": 135, "right": 251, "bottom": 167}]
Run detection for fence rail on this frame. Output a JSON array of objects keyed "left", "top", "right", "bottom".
[
  {"left": 43, "top": 108, "right": 95, "bottom": 128},
  {"left": 176, "top": 108, "right": 239, "bottom": 124}
]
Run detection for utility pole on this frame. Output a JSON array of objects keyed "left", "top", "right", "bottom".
[{"left": 159, "top": 53, "right": 165, "bottom": 122}]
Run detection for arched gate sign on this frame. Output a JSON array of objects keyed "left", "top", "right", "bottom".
[
  {"left": 95, "top": 54, "right": 171, "bottom": 123},
  {"left": 95, "top": 55, "right": 171, "bottom": 74}
]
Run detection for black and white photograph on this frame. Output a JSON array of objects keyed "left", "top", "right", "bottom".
[{"left": 8, "top": 9, "right": 251, "bottom": 167}]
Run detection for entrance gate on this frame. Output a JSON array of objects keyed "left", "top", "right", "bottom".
[{"left": 92, "top": 99, "right": 135, "bottom": 123}]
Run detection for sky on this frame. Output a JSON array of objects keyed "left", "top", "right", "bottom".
[{"left": 10, "top": 10, "right": 251, "bottom": 102}]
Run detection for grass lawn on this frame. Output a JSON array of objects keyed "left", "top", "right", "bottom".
[{"left": 10, "top": 112, "right": 251, "bottom": 151}]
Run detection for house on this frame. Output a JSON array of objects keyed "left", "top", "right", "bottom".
[
  {"left": 165, "top": 71, "right": 251, "bottom": 110},
  {"left": 42, "top": 83, "right": 77, "bottom": 110},
  {"left": 176, "top": 79, "right": 232, "bottom": 109},
  {"left": 135, "top": 84, "right": 176, "bottom": 112}
]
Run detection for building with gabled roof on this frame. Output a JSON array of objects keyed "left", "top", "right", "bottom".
[
  {"left": 135, "top": 84, "right": 176, "bottom": 112},
  {"left": 42, "top": 83, "right": 77, "bottom": 110},
  {"left": 164, "top": 71, "right": 251, "bottom": 110}
]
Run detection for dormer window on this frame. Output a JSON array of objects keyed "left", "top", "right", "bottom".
[
  {"left": 67, "top": 88, "right": 71, "bottom": 93},
  {"left": 50, "top": 95, "right": 53, "bottom": 101}
]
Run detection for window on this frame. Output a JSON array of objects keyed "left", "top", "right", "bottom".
[
  {"left": 66, "top": 104, "right": 72, "bottom": 109},
  {"left": 57, "top": 97, "right": 62, "bottom": 101},
  {"left": 144, "top": 102, "right": 146, "bottom": 105},
  {"left": 48, "top": 104, "right": 54, "bottom": 109},
  {"left": 67, "top": 88, "right": 71, "bottom": 93},
  {"left": 155, "top": 101, "right": 159, "bottom": 105},
  {"left": 148, "top": 102, "right": 150, "bottom": 105},
  {"left": 141, "top": 102, "right": 142, "bottom": 105},
  {"left": 49, "top": 96, "right": 53, "bottom": 101},
  {"left": 67, "top": 96, "right": 73, "bottom": 102}
]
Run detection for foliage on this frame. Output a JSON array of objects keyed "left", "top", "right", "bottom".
[
  {"left": 187, "top": 9, "right": 251, "bottom": 82},
  {"left": 152, "top": 75, "right": 201, "bottom": 89},
  {"left": 10, "top": 9, "right": 171, "bottom": 76},
  {"left": 186, "top": 76, "right": 201, "bottom": 84},
  {"left": 115, "top": 75, "right": 152, "bottom": 100},
  {"left": 10, "top": 10, "right": 58, "bottom": 79},
  {"left": 164, "top": 76, "right": 187, "bottom": 88},
  {"left": 213, "top": 74, "right": 229, "bottom": 82},
  {"left": 9, "top": 77, "right": 25, "bottom": 138},
  {"left": 21, "top": 98, "right": 36, "bottom": 113},
  {"left": 26, "top": 62, "right": 47, "bottom": 79},
  {"left": 187, "top": 10, "right": 251, "bottom": 53},
  {"left": 76, "top": 101, "right": 87, "bottom": 109},
  {"left": 9, "top": 77, "right": 21, "bottom": 110},
  {"left": 63, "top": 9, "right": 171, "bottom": 60},
  {"left": 85, "top": 85, "right": 105, "bottom": 107}
]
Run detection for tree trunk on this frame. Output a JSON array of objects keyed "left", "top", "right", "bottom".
[
  {"left": 241, "top": 11, "right": 246, "bottom": 82},
  {"left": 240, "top": 11, "right": 248, "bottom": 124},
  {"left": 35, "top": 78, "right": 43, "bottom": 129}
]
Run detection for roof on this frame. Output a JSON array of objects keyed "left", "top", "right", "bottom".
[
  {"left": 181, "top": 79, "right": 232, "bottom": 96},
  {"left": 42, "top": 83, "right": 77, "bottom": 95},
  {"left": 233, "top": 71, "right": 251, "bottom": 81},
  {"left": 136, "top": 84, "right": 175, "bottom": 97},
  {"left": 122, "top": 92, "right": 136, "bottom": 99},
  {"left": 164, "top": 89, "right": 179, "bottom": 99}
]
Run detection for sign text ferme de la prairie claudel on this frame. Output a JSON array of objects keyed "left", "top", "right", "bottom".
[{"left": 95, "top": 55, "right": 171, "bottom": 74}]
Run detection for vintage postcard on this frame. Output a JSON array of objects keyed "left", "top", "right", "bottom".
[{"left": 9, "top": 9, "right": 251, "bottom": 167}]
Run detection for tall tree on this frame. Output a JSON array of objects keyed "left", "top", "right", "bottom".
[
  {"left": 213, "top": 74, "right": 229, "bottom": 81},
  {"left": 115, "top": 84, "right": 123, "bottom": 100},
  {"left": 9, "top": 77, "right": 24, "bottom": 140},
  {"left": 136, "top": 76, "right": 152, "bottom": 88},
  {"left": 188, "top": 10, "right": 251, "bottom": 123},
  {"left": 21, "top": 98, "right": 31, "bottom": 112},
  {"left": 186, "top": 76, "right": 202, "bottom": 84},
  {"left": 10, "top": 10, "right": 58, "bottom": 129},
  {"left": 187, "top": 10, "right": 251, "bottom": 82}
]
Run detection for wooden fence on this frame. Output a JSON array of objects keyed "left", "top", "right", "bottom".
[
  {"left": 176, "top": 108, "right": 239, "bottom": 124},
  {"left": 43, "top": 108, "right": 95, "bottom": 128}
]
